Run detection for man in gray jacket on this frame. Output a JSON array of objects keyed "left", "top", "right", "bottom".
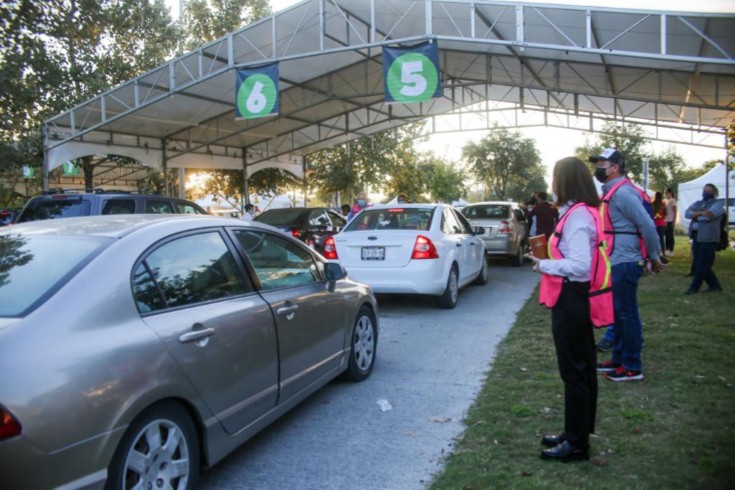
[
  {"left": 684, "top": 183, "right": 724, "bottom": 294},
  {"left": 592, "top": 149, "right": 665, "bottom": 383}
]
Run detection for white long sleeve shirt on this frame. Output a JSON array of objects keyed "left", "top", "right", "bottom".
[{"left": 538, "top": 202, "right": 596, "bottom": 283}]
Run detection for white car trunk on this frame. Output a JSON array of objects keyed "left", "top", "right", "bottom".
[{"left": 333, "top": 231, "right": 417, "bottom": 268}]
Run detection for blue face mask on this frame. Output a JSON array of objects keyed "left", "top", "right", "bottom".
[
  {"left": 357, "top": 199, "right": 366, "bottom": 207},
  {"left": 702, "top": 191, "right": 715, "bottom": 200}
]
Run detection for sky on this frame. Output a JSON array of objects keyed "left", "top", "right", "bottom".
[{"left": 165, "top": 0, "right": 731, "bottom": 183}]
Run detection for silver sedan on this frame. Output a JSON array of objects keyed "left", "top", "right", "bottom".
[{"left": 0, "top": 215, "right": 378, "bottom": 489}]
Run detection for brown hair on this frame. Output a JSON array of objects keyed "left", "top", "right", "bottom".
[{"left": 553, "top": 157, "right": 600, "bottom": 207}]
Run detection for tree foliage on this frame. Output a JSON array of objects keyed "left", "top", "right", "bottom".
[
  {"left": 574, "top": 122, "right": 689, "bottom": 192},
  {"left": 0, "top": 0, "right": 180, "bottom": 205},
  {"left": 188, "top": 167, "right": 301, "bottom": 202},
  {"left": 462, "top": 124, "right": 546, "bottom": 202},
  {"left": 424, "top": 156, "right": 466, "bottom": 203},
  {"left": 182, "top": 0, "right": 270, "bottom": 49}
]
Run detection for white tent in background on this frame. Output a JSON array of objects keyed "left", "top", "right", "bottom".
[{"left": 678, "top": 163, "right": 735, "bottom": 228}]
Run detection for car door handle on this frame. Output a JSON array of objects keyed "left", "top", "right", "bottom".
[
  {"left": 277, "top": 304, "right": 299, "bottom": 319},
  {"left": 179, "top": 327, "right": 215, "bottom": 343},
  {"left": 456, "top": 243, "right": 462, "bottom": 247}
]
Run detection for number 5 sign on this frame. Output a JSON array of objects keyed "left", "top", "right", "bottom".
[
  {"left": 235, "top": 64, "right": 279, "bottom": 120},
  {"left": 382, "top": 42, "right": 442, "bottom": 104}
]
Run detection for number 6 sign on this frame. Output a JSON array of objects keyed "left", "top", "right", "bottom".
[
  {"left": 383, "top": 42, "right": 442, "bottom": 104},
  {"left": 235, "top": 64, "right": 279, "bottom": 120}
]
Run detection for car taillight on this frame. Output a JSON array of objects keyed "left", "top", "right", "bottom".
[
  {"left": 323, "top": 236, "right": 338, "bottom": 259},
  {"left": 411, "top": 235, "right": 439, "bottom": 259},
  {"left": 0, "top": 407, "right": 21, "bottom": 440},
  {"left": 497, "top": 220, "right": 513, "bottom": 234},
  {"left": 291, "top": 230, "right": 301, "bottom": 238}
]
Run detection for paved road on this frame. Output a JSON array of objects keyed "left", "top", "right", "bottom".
[{"left": 199, "top": 262, "right": 540, "bottom": 490}]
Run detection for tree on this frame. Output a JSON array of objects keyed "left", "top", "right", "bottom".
[
  {"left": 575, "top": 122, "right": 649, "bottom": 183},
  {"left": 648, "top": 148, "right": 686, "bottom": 192},
  {"left": 1, "top": 0, "right": 180, "bottom": 199},
  {"left": 462, "top": 124, "right": 546, "bottom": 202},
  {"left": 308, "top": 123, "right": 427, "bottom": 203},
  {"left": 182, "top": 0, "right": 270, "bottom": 49},
  {"left": 187, "top": 167, "right": 301, "bottom": 202},
  {"left": 425, "top": 157, "right": 466, "bottom": 203}
]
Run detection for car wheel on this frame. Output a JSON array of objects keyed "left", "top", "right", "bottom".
[
  {"left": 473, "top": 257, "right": 489, "bottom": 285},
  {"left": 106, "top": 402, "right": 199, "bottom": 490},
  {"left": 510, "top": 243, "right": 524, "bottom": 267},
  {"left": 342, "top": 305, "right": 378, "bottom": 382},
  {"left": 437, "top": 265, "right": 459, "bottom": 309}
]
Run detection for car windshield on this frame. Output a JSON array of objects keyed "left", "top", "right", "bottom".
[
  {"left": 462, "top": 205, "right": 510, "bottom": 219},
  {"left": 255, "top": 209, "right": 304, "bottom": 226},
  {"left": 0, "top": 233, "right": 110, "bottom": 317},
  {"left": 17, "top": 197, "right": 91, "bottom": 223},
  {"left": 344, "top": 207, "right": 434, "bottom": 231}
]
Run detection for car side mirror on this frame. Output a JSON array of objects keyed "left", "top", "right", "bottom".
[
  {"left": 324, "top": 262, "right": 346, "bottom": 281},
  {"left": 474, "top": 226, "right": 484, "bottom": 235}
]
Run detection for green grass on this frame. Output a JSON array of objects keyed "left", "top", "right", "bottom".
[{"left": 431, "top": 241, "right": 735, "bottom": 489}]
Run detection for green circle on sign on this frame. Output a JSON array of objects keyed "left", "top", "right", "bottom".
[
  {"left": 237, "top": 73, "right": 277, "bottom": 118},
  {"left": 386, "top": 52, "right": 438, "bottom": 103}
]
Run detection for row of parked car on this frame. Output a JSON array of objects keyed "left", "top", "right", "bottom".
[{"left": 0, "top": 190, "right": 529, "bottom": 489}]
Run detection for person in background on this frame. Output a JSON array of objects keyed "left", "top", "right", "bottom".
[
  {"left": 341, "top": 204, "right": 351, "bottom": 217},
  {"left": 529, "top": 157, "right": 601, "bottom": 462},
  {"left": 591, "top": 148, "right": 665, "bottom": 383},
  {"left": 664, "top": 188, "right": 677, "bottom": 255},
  {"left": 684, "top": 183, "right": 724, "bottom": 294},
  {"left": 525, "top": 198, "right": 539, "bottom": 237},
  {"left": 652, "top": 191, "right": 667, "bottom": 253},
  {"left": 240, "top": 203, "right": 255, "bottom": 221},
  {"left": 397, "top": 194, "right": 407, "bottom": 204},
  {"left": 529, "top": 191, "right": 559, "bottom": 240},
  {"left": 348, "top": 191, "right": 371, "bottom": 220}
]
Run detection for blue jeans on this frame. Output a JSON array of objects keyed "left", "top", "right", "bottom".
[{"left": 611, "top": 262, "right": 644, "bottom": 372}]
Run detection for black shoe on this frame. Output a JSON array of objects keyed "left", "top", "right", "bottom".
[
  {"left": 541, "top": 434, "right": 566, "bottom": 447},
  {"left": 540, "top": 441, "right": 589, "bottom": 462},
  {"left": 596, "top": 338, "right": 613, "bottom": 352},
  {"left": 684, "top": 289, "right": 697, "bottom": 295},
  {"left": 703, "top": 287, "right": 723, "bottom": 293}
]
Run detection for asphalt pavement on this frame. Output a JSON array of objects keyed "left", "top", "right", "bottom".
[{"left": 199, "top": 261, "right": 540, "bottom": 490}]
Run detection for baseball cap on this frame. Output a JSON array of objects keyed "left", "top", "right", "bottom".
[{"left": 589, "top": 148, "right": 625, "bottom": 167}]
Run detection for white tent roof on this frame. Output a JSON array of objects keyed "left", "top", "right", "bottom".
[{"left": 43, "top": 0, "right": 735, "bottom": 186}]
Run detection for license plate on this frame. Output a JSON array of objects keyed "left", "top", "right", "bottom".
[{"left": 361, "top": 246, "right": 385, "bottom": 260}]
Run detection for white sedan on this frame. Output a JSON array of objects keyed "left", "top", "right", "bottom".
[{"left": 323, "top": 204, "right": 488, "bottom": 308}]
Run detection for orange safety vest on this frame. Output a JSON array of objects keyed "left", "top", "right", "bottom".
[
  {"left": 539, "top": 203, "right": 613, "bottom": 328},
  {"left": 599, "top": 178, "right": 653, "bottom": 259}
]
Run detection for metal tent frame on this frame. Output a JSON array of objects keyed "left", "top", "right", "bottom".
[{"left": 43, "top": 0, "right": 735, "bottom": 193}]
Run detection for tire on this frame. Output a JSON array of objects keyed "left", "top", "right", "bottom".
[
  {"left": 473, "top": 256, "right": 489, "bottom": 285},
  {"left": 106, "top": 402, "right": 199, "bottom": 490},
  {"left": 437, "top": 265, "right": 459, "bottom": 309},
  {"left": 342, "top": 305, "right": 378, "bottom": 382},
  {"left": 510, "top": 242, "right": 524, "bottom": 267}
]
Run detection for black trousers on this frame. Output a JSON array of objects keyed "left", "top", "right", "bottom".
[
  {"left": 665, "top": 221, "right": 675, "bottom": 252},
  {"left": 551, "top": 280, "right": 598, "bottom": 450}
]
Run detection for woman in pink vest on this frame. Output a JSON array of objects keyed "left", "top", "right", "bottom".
[{"left": 529, "top": 157, "right": 601, "bottom": 462}]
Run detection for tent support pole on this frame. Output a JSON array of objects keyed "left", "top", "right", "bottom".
[{"left": 242, "top": 150, "right": 249, "bottom": 210}]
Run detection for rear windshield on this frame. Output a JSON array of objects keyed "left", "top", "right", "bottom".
[
  {"left": 255, "top": 209, "right": 304, "bottom": 226},
  {"left": 462, "top": 205, "right": 510, "bottom": 219},
  {"left": 0, "top": 233, "right": 110, "bottom": 316},
  {"left": 16, "top": 196, "right": 91, "bottom": 223},
  {"left": 344, "top": 208, "right": 434, "bottom": 232}
]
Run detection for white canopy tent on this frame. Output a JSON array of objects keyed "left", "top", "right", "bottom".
[
  {"left": 678, "top": 163, "right": 735, "bottom": 227},
  {"left": 42, "top": 0, "right": 735, "bottom": 200}
]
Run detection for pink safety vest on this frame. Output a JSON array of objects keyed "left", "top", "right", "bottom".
[
  {"left": 539, "top": 203, "right": 614, "bottom": 328},
  {"left": 599, "top": 178, "right": 652, "bottom": 259}
]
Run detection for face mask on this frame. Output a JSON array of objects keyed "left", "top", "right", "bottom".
[
  {"left": 594, "top": 167, "right": 608, "bottom": 183},
  {"left": 702, "top": 191, "right": 715, "bottom": 200},
  {"left": 357, "top": 199, "right": 366, "bottom": 206}
]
